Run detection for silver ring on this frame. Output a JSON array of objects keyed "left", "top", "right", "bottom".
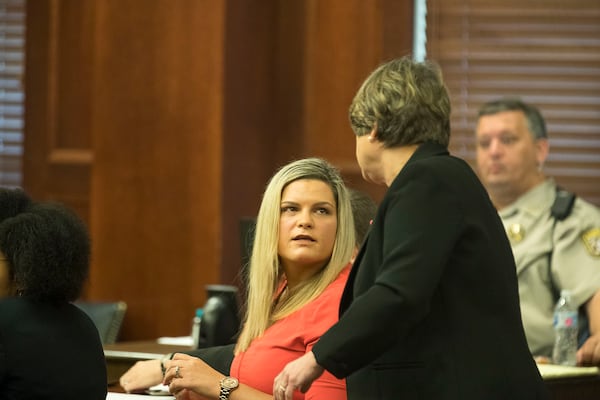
[{"left": 175, "top": 365, "right": 181, "bottom": 379}]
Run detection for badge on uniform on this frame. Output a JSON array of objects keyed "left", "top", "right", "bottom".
[
  {"left": 581, "top": 228, "right": 600, "bottom": 257},
  {"left": 507, "top": 223, "right": 525, "bottom": 243}
]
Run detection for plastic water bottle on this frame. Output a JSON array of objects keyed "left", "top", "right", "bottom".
[
  {"left": 191, "top": 308, "right": 204, "bottom": 349},
  {"left": 552, "top": 290, "right": 578, "bottom": 366}
]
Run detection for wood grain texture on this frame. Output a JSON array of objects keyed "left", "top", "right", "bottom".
[{"left": 23, "top": 0, "right": 413, "bottom": 340}]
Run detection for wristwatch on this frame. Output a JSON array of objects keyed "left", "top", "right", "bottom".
[
  {"left": 159, "top": 353, "right": 173, "bottom": 377},
  {"left": 219, "top": 376, "right": 239, "bottom": 400}
]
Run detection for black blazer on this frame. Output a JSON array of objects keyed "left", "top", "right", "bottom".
[
  {"left": 313, "top": 142, "right": 548, "bottom": 399},
  {"left": 0, "top": 298, "right": 107, "bottom": 400},
  {"left": 184, "top": 344, "right": 235, "bottom": 375}
]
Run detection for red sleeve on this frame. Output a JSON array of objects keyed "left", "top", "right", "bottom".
[{"left": 302, "top": 268, "right": 349, "bottom": 400}]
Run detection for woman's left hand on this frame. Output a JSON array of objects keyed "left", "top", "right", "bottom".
[
  {"left": 163, "top": 353, "right": 223, "bottom": 399},
  {"left": 273, "top": 351, "right": 324, "bottom": 400}
]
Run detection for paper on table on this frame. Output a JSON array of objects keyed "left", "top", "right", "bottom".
[
  {"left": 156, "top": 336, "right": 194, "bottom": 346},
  {"left": 107, "top": 392, "right": 174, "bottom": 399},
  {"left": 146, "top": 383, "right": 171, "bottom": 395},
  {"left": 536, "top": 363, "right": 600, "bottom": 380}
]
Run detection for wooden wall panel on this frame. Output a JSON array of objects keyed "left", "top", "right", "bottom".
[
  {"left": 88, "top": 0, "right": 227, "bottom": 339},
  {"left": 301, "top": 0, "right": 414, "bottom": 202},
  {"left": 220, "top": 0, "right": 279, "bottom": 287},
  {"left": 303, "top": 0, "right": 382, "bottom": 165},
  {"left": 23, "top": 0, "right": 414, "bottom": 340},
  {"left": 23, "top": 0, "right": 94, "bottom": 223},
  {"left": 272, "top": 0, "right": 309, "bottom": 168}
]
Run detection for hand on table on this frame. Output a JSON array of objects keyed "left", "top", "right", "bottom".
[
  {"left": 163, "top": 353, "right": 223, "bottom": 399},
  {"left": 577, "top": 334, "right": 600, "bottom": 367},
  {"left": 119, "top": 359, "right": 163, "bottom": 393}
]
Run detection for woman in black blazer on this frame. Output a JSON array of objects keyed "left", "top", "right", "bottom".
[{"left": 274, "top": 57, "right": 548, "bottom": 400}]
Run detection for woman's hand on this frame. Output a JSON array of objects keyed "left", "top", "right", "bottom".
[
  {"left": 119, "top": 359, "right": 163, "bottom": 393},
  {"left": 273, "top": 351, "right": 324, "bottom": 400},
  {"left": 163, "top": 353, "right": 224, "bottom": 399}
]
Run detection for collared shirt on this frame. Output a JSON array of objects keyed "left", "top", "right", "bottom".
[{"left": 500, "top": 179, "right": 600, "bottom": 357}]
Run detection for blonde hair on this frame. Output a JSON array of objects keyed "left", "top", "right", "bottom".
[{"left": 235, "top": 158, "right": 355, "bottom": 353}]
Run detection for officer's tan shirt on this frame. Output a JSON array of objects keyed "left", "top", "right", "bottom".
[{"left": 499, "top": 179, "right": 600, "bottom": 357}]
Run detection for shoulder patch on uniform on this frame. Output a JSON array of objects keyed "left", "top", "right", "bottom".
[{"left": 581, "top": 228, "right": 600, "bottom": 257}]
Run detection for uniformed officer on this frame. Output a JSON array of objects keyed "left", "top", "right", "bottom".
[{"left": 475, "top": 98, "right": 600, "bottom": 366}]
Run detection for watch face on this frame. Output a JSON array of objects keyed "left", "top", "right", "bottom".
[{"left": 221, "top": 376, "right": 239, "bottom": 390}]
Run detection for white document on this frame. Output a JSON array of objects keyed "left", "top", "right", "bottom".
[
  {"left": 156, "top": 336, "right": 194, "bottom": 346},
  {"left": 536, "top": 363, "right": 599, "bottom": 380}
]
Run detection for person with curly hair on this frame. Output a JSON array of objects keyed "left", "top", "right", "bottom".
[{"left": 0, "top": 188, "right": 107, "bottom": 400}]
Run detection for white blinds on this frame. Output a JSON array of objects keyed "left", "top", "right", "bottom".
[
  {"left": 427, "top": 0, "right": 600, "bottom": 206},
  {"left": 0, "top": 0, "right": 24, "bottom": 187}
]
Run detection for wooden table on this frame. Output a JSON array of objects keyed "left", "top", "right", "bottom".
[
  {"left": 544, "top": 373, "right": 600, "bottom": 400},
  {"left": 105, "top": 342, "right": 600, "bottom": 399},
  {"left": 104, "top": 340, "right": 192, "bottom": 385}
]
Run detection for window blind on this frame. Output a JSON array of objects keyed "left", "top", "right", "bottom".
[
  {"left": 427, "top": 0, "right": 600, "bottom": 206},
  {"left": 0, "top": 0, "right": 24, "bottom": 187}
]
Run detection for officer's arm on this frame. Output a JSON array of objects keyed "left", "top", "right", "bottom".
[
  {"left": 585, "top": 290, "right": 600, "bottom": 335},
  {"left": 577, "top": 290, "right": 600, "bottom": 366}
]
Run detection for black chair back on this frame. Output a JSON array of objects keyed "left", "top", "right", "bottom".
[{"left": 74, "top": 301, "right": 127, "bottom": 344}]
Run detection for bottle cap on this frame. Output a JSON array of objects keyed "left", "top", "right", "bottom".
[{"left": 196, "top": 308, "right": 204, "bottom": 318}]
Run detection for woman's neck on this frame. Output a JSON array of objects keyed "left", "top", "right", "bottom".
[{"left": 381, "top": 144, "right": 419, "bottom": 186}]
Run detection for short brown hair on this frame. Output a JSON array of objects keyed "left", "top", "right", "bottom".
[{"left": 349, "top": 56, "right": 451, "bottom": 148}]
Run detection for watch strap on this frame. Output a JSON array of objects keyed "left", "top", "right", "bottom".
[
  {"left": 219, "top": 387, "right": 232, "bottom": 400},
  {"left": 219, "top": 376, "right": 239, "bottom": 400}
]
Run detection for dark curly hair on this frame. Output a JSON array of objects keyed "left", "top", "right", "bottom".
[
  {"left": 0, "top": 187, "right": 31, "bottom": 221},
  {"left": 0, "top": 188, "right": 90, "bottom": 303}
]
